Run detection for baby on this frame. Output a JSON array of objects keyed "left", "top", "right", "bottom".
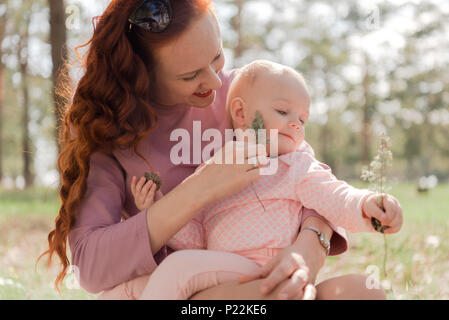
[{"left": 125, "top": 60, "right": 403, "bottom": 300}]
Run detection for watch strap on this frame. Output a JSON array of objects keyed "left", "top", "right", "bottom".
[{"left": 303, "top": 226, "right": 330, "bottom": 256}]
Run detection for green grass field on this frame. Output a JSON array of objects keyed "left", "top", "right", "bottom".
[{"left": 0, "top": 183, "right": 448, "bottom": 299}]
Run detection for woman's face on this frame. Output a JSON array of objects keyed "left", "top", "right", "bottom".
[{"left": 151, "top": 11, "right": 225, "bottom": 108}]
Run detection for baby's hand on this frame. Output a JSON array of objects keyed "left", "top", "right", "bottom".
[
  {"left": 362, "top": 193, "right": 403, "bottom": 234},
  {"left": 131, "top": 176, "right": 160, "bottom": 211}
]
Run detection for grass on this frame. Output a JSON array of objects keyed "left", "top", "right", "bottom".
[
  {"left": 317, "top": 182, "right": 449, "bottom": 300},
  {"left": 0, "top": 187, "right": 97, "bottom": 300},
  {"left": 0, "top": 183, "right": 448, "bottom": 299}
]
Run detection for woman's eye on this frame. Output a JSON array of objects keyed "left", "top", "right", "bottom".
[
  {"left": 214, "top": 52, "right": 222, "bottom": 61},
  {"left": 183, "top": 74, "right": 198, "bottom": 81}
]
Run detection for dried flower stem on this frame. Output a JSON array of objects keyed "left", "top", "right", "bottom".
[
  {"left": 361, "top": 133, "right": 393, "bottom": 278},
  {"left": 249, "top": 111, "right": 269, "bottom": 212}
]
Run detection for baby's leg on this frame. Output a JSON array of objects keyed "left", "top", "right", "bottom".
[
  {"left": 315, "top": 274, "right": 386, "bottom": 300},
  {"left": 98, "top": 274, "right": 150, "bottom": 300},
  {"left": 139, "top": 250, "right": 261, "bottom": 300}
]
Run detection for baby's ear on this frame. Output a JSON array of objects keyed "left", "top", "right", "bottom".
[{"left": 229, "top": 97, "right": 246, "bottom": 127}]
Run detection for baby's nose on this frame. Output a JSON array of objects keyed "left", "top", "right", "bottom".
[{"left": 289, "top": 121, "right": 302, "bottom": 131}]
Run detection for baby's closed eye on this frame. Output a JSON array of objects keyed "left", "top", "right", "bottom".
[{"left": 276, "top": 109, "right": 288, "bottom": 116}]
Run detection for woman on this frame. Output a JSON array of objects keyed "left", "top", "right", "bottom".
[{"left": 39, "top": 0, "right": 386, "bottom": 300}]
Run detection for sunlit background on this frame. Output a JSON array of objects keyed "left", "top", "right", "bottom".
[
  {"left": 1, "top": 0, "right": 449, "bottom": 187},
  {"left": 0, "top": 0, "right": 448, "bottom": 300}
]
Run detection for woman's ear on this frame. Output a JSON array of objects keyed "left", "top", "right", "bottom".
[{"left": 229, "top": 97, "right": 247, "bottom": 128}]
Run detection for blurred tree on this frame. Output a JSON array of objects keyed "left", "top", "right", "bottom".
[
  {"left": 387, "top": 1, "right": 449, "bottom": 179},
  {"left": 0, "top": 0, "right": 446, "bottom": 187},
  {"left": 16, "top": 6, "right": 34, "bottom": 187},
  {"left": 0, "top": 4, "right": 7, "bottom": 184},
  {"left": 229, "top": 0, "right": 244, "bottom": 61},
  {"left": 48, "top": 0, "right": 67, "bottom": 153}
]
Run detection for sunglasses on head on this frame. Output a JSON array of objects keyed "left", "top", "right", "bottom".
[{"left": 128, "top": 0, "right": 173, "bottom": 33}]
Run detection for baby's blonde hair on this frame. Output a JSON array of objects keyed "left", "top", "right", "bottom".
[{"left": 226, "top": 60, "right": 309, "bottom": 127}]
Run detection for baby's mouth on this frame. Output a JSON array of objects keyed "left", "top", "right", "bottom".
[{"left": 280, "top": 133, "right": 296, "bottom": 143}]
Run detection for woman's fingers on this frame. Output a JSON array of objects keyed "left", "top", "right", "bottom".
[
  {"left": 219, "top": 141, "right": 268, "bottom": 165},
  {"left": 259, "top": 261, "right": 297, "bottom": 295},
  {"left": 239, "top": 256, "right": 276, "bottom": 287},
  {"left": 238, "top": 270, "right": 264, "bottom": 284},
  {"left": 301, "top": 283, "right": 317, "bottom": 300},
  {"left": 276, "top": 268, "right": 308, "bottom": 299},
  {"left": 244, "top": 143, "right": 268, "bottom": 161},
  {"left": 244, "top": 168, "right": 264, "bottom": 184}
]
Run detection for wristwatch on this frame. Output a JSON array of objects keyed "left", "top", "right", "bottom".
[{"left": 303, "top": 226, "right": 330, "bottom": 256}]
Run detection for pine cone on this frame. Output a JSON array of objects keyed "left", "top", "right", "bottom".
[
  {"left": 144, "top": 172, "right": 162, "bottom": 191},
  {"left": 371, "top": 217, "right": 389, "bottom": 233}
]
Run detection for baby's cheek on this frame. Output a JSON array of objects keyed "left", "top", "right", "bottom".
[{"left": 296, "top": 127, "right": 306, "bottom": 146}]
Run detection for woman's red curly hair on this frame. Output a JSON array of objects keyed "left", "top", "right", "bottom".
[{"left": 37, "top": 0, "right": 212, "bottom": 294}]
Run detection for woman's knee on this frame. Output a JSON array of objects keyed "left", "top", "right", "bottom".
[{"left": 316, "top": 274, "right": 386, "bottom": 300}]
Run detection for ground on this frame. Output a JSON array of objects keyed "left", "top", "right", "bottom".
[{"left": 0, "top": 183, "right": 448, "bottom": 299}]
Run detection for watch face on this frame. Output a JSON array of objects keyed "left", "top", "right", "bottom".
[{"left": 320, "top": 234, "right": 329, "bottom": 248}]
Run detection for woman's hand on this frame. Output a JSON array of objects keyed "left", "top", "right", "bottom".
[
  {"left": 183, "top": 140, "right": 269, "bottom": 206},
  {"left": 237, "top": 244, "right": 319, "bottom": 300},
  {"left": 237, "top": 216, "right": 331, "bottom": 300},
  {"left": 146, "top": 141, "right": 268, "bottom": 254}
]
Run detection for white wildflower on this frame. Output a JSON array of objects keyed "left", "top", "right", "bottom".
[
  {"left": 381, "top": 279, "right": 391, "bottom": 290},
  {"left": 412, "top": 253, "right": 426, "bottom": 264},
  {"left": 425, "top": 235, "right": 440, "bottom": 248}
]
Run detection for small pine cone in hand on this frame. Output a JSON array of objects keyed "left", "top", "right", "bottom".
[{"left": 144, "top": 172, "right": 162, "bottom": 191}]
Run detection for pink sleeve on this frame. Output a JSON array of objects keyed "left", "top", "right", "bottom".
[
  {"left": 295, "top": 154, "right": 375, "bottom": 233},
  {"left": 68, "top": 152, "right": 158, "bottom": 294},
  {"left": 300, "top": 207, "right": 348, "bottom": 256},
  {"left": 167, "top": 217, "right": 206, "bottom": 250}
]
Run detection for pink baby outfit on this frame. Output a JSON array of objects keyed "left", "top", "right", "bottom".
[
  {"left": 130, "top": 143, "right": 375, "bottom": 300},
  {"left": 168, "top": 143, "right": 374, "bottom": 255}
]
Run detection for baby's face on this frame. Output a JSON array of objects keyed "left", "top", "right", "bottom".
[{"left": 242, "top": 72, "right": 310, "bottom": 156}]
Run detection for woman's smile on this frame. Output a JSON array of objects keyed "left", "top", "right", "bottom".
[{"left": 193, "top": 89, "right": 213, "bottom": 98}]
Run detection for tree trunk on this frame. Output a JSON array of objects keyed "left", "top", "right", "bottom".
[
  {"left": 230, "top": 0, "right": 244, "bottom": 64},
  {"left": 20, "top": 63, "right": 33, "bottom": 187},
  {"left": 0, "top": 9, "right": 6, "bottom": 184},
  {"left": 48, "top": 0, "right": 67, "bottom": 154},
  {"left": 361, "top": 54, "right": 372, "bottom": 165},
  {"left": 18, "top": 12, "right": 33, "bottom": 188}
]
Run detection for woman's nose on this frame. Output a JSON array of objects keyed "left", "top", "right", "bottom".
[{"left": 206, "top": 67, "right": 222, "bottom": 90}]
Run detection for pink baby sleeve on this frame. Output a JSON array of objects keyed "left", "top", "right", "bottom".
[{"left": 295, "top": 153, "right": 375, "bottom": 233}]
